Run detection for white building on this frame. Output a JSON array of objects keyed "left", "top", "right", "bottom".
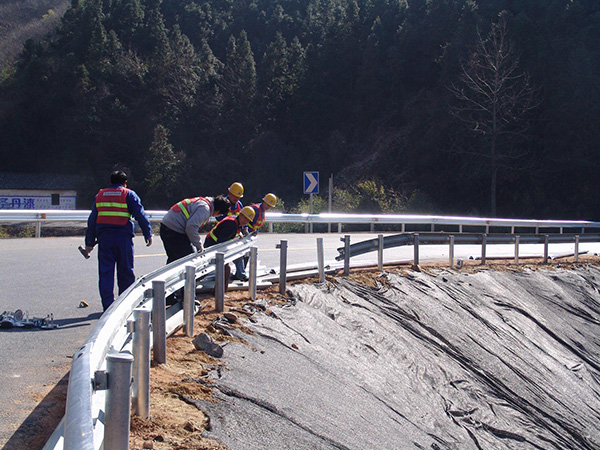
[{"left": 0, "top": 172, "right": 82, "bottom": 210}]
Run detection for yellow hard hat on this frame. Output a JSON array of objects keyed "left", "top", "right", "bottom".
[
  {"left": 263, "top": 193, "right": 277, "bottom": 207},
  {"left": 228, "top": 182, "right": 244, "bottom": 198},
  {"left": 239, "top": 206, "right": 255, "bottom": 221}
]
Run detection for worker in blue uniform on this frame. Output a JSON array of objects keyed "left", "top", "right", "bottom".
[{"left": 83, "top": 171, "right": 153, "bottom": 311}]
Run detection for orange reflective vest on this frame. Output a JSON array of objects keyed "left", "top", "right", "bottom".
[
  {"left": 227, "top": 201, "right": 242, "bottom": 216},
  {"left": 248, "top": 204, "right": 266, "bottom": 231},
  {"left": 95, "top": 187, "right": 131, "bottom": 225},
  {"left": 170, "top": 197, "right": 210, "bottom": 219}
]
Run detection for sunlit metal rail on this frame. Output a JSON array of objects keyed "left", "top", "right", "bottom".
[{"left": 1, "top": 210, "right": 599, "bottom": 237}]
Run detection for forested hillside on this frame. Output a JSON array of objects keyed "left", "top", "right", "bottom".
[{"left": 0, "top": 0, "right": 599, "bottom": 218}]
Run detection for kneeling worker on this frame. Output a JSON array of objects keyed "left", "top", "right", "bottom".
[{"left": 160, "top": 195, "right": 231, "bottom": 263}]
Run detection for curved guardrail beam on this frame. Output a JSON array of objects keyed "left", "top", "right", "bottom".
[
  {"left": 43, "top": 234, "right": 257, "bottom": 450},
  {"left": 336, "top": 232, "right": 600, "bottom": 260}
]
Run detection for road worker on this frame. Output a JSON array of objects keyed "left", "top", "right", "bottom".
[
  {"left": 83, "top": 171, "right": 153, "bottom": 311},
  {"left": 217, "top": 182, "right": 244, "bottom": 220},
  {"left": 204, "top": 206, "right": 256, "bottom": 249},
  {"left": 216, "top": 182, "right": 247, "bottom": 279},
  {"left": 248, "top": 193, "right": 277, "bottom": 232},
  {"left": 160, "top": 195, "right": 231, "bottom": 264}
]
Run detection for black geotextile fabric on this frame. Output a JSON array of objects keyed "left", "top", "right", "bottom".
[{"left": 201, "top": 265, "right": 600, "bottom": 449}]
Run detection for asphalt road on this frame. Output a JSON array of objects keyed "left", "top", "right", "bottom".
[{"left": 0, "top": 232, "right": 597, "bottom": 448}]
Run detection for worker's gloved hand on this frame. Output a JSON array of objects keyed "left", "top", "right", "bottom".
[
  {"left": 145, "top": 237, "right": 152, "bottom": 247},
  {"left": 196, "top": 245, "right": 204, "bottom": 253}
]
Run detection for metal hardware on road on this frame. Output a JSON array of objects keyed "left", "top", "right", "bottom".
[
  {"left": 104, "top": 351, "right": 134, "bottom": 450},
  {"left": 249, "top": 247, "right": 258, "bottom": 300},
  {"left": 183, "top": 265, "right": 195, "bottom": 337},
  {"left": 132, "top": 309, "right": 150, "bottom": 419},
  {"left": 449, "top": 235, "right": 455, "bottom": 269},
  {"left": 342, "top": 235, "right": 350, "bottom": 275},
  {"left": 215, "top": 253, "right": 225, "bottom": 313},
  {"left": 152, "top": 280, "right": 167, "bottom": 364},
  {"left": 378, "top": 235, "right": 384, "bottom": 270},
  {"left": 515, "top": 236, "right": 520, "bottom": 264},
  {"left": 278, "top": 240, "right": 288, "bottom": 294},
  {"left": 317, "top": 238, "right": 325, "bottom": 282}
]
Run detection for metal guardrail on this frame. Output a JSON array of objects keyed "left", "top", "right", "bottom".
[
  {"left": 2, "top": 210, "right": 600, "bottom": 237},
  {"left": 336, "top": 232, "right": 600, "bottom": 260},
  {"left": 42, "top": 234, "right": 257, "bottom": 450}
]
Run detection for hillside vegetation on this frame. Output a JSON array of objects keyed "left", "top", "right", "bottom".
[
  {"left": 0, "top": 0, "right": 599, "bottom": 218},
  {"left": 0, "top": 0, "right": 69, "bottom": 68}
]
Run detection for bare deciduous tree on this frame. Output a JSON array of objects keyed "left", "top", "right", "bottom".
[{"left": 449, "top": 12, "right": 539, "bottom": 217}]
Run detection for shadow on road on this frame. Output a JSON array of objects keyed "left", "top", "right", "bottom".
[{"left": 2, "top": 372, "right": 69, "bottom": 450}]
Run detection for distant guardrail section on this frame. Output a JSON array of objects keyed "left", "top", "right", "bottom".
[{"left": 2, "top": 210, "right": 600, "bottom": 237}]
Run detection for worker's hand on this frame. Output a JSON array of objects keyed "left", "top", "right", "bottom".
[
  {"left": 145, "top": 237, "right": 152, "bottom": 247},
  {"left": 196, "top": 245, "right": 204, "bottom": 253},
  {"left": 85, "top": 246, "right": 93, "bottom": 253}
]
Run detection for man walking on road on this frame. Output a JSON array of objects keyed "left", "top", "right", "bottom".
[
  {"left": 83, "top": 170, "right": 153, "bottom": 311},
  {"left": 160, "top": 195, "right": 231, "bottom": 263}
]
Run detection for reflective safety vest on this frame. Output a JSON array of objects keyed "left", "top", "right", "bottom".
[
  {"left": 227, "top": 201, "right": 242, "bottom": 216},
  {"left": 207, "top": 216, "right": 239, "bottom": 243},
  {"left": 170, "top": 197, "right": 210, "bottom": 219},
  {"left": 96, "top": 187, "right": 131, "bottom": 225},
  {"left": 248, "top": 204, "right": 266, "bottom": 231}
]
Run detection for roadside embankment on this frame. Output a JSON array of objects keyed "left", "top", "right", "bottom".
[{"left": 132, "top": 261, "right": 600, "bottom": 449}]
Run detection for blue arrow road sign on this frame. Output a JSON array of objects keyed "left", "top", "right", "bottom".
[{"left": 303, "top": 171, "right": 319, "bottom": 194}]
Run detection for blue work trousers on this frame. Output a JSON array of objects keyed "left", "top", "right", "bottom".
[{"left": 97, "top": 234, "right": 135, "bottom": 311}]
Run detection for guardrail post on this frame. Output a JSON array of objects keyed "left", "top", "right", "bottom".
[
  {"left": 343, "top": 235, "right": 350, "bottom": 275},
  {"left": 413, "top": 234, "right": 420, "bottom": 267},
  {"left": 338, "top": 223, "right": 342, "bottom": 233},
  {"left": 215, "top": 252, "right": 225, "bottom": 313},
  {"left": 184, "top": 265, "right": 196, "bottom": 337},
  {"left": 481, "top": 234, "right": 487, "bottom": 265},
  {"left": 515, "top": 235, "right": 520, "bottom": 264},
  {"left": 269, "top": 223, "right": 273, "bottom": 233},
  {"left": 35, "top": 221, "right": 42, "bottom": 238},
  {"left": 575, "top": 235, "right": 580, "bottom": 262},
  {"left": 249, "top": 247, "right": 258, "bottom": 299},
  {"left": 104, "top": 351, "right": 134, "bottom": 450},
  {"left": 377, "top": 235, "right": 384, "bottom": 271},
  {"left": 317, "top": 238, "right": 325, "bottom": 282},
  {"left": 152, "top": 280, "right": 167, "bottom": 364},
  {"left": 132, "top": 309, "right": 150, "bottom": 419},
  {"left": 449, "top": 235, "right": 455, "bottom": 268},
  {"left": 278, "top": 240, "right": 288, "bottom": 294},
  {"left": 543, "top": 235, "right": 549, "bottom": 264},
  {"left": 371, "top": 223, "right": 375, "bottom": 233}
]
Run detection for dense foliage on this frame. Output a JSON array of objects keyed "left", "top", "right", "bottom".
[{"left": 0, "top": 0, "right": 599, "bottom": 218}]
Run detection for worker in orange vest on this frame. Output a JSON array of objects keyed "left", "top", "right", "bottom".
[
  {"left": 247, "top": 193, "right": 277, "bottom": 232},
  {"left": 83, "top": 171, "right": 153, "bottom": 311}
]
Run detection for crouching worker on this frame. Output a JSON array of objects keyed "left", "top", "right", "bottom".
[
  {"left": 248, "top": 193, "right": 277, "bottom": 233},
  {"left": 204, "top": 207, "right": 255, "bottom": 286},
  {"left": 160, "top": 195, "right": 231, "bottom": 264}
]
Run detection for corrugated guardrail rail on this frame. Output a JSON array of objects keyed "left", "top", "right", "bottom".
[{"left": 42, "top": 234, "right": 257, "bottom": 450}]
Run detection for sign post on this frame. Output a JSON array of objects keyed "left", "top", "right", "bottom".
[{"left": 303, "top": 171, "right": 319, "bottom": 234}]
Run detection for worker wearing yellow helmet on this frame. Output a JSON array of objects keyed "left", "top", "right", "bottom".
[
  {"left": 217, "top": 182, "right": 244, "bottom": 221},
  {"left": 247, "top": 193, "right": 277, "bottom": 232},
  {"left": 204, "top": 206, "right": 256, "bottom": 249}
]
